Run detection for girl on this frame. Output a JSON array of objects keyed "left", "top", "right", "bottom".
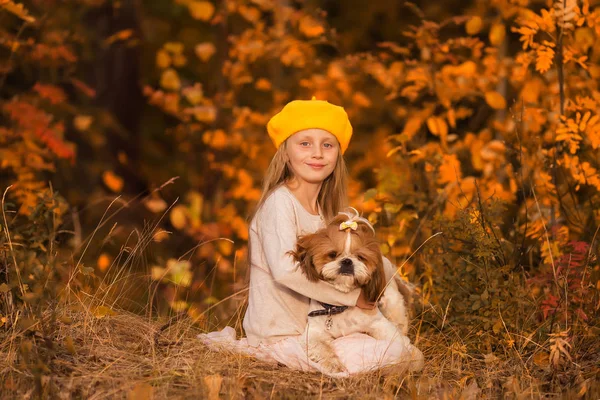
[{"left": 199, "top": 97, "right": 423, "bottom": 377}]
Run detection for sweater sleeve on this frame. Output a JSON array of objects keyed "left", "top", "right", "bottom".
[{"left": 256, "top": 192, "right": 360, "bottom": 306}]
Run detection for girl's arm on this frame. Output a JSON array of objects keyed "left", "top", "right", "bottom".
[{"left": 257, "top": 192, "right": 360, "bottom": 307}]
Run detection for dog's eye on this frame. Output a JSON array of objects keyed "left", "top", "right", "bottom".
[
  {"left": 327, "top": 251, "right": 337, "bottom": 259},
  {"left": 357, "top": 255, "right": 366, "bottom": 262}
]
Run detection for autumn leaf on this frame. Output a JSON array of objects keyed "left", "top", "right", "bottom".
[
  {"left": 489, "top": 23, "right": 506, "bottom": 46},
  {"left": 298, "top": 16, "right": 325, "bottom": 38},
  {"left": 255, "top": 78, "right": 272, "bottom": 91},
  {"left": 73, "top": 115, "right": 93, "bottom": 132},
  {"left": 194, "top": 42, "right": 216, "bottom": 62},
  {"left": 156, "top": 49, "right": 171, "bottom": 68},
  {"left": 465, "top": 16, "right": 483, "bottom": 35},
  {"left": 102, "top": 171, "right": 124, "bottom": 193},
  {"left": 145, "top": 197, "right": 168, "bottom": 213},
  {"left": 97, "top": 253, "right": 111, "bottom": 272},
  {"left": 485, "top": 91, "right": 507, "bottom": 109},
  {"left": 170, "top": 205, "right": 188, "bottom": 229},
  {"left": 426, "top": 116, "right": 448, "bottom": 138},
  {"left": 160, "top": 69, "right": 181, "bottom": 91},
  {"left": 93, "top": 305, "right": 117, "bottom": 319},
  {"left": 438, "top": 154, "right": 462, "bottom": 185},
  {"left": 2, "top": 1, "right": 35, "bottom": 22},
  {"left": 535, "top": 42, "right": 555, "bottom": 73},
  {"left": 188, "top": 1, "right": 214, "bottom": 21}
]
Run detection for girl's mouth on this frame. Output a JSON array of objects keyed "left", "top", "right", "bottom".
[{"left": 307, "top": 163, "right": 325, "bottom": 170}]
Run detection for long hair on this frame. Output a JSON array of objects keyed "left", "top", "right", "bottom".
[
  {"left": 244, "top": 140, "right": 349, "bottom": 287},
  {"left": 249, "top": 140, "right": 348, "bottom": 224}
]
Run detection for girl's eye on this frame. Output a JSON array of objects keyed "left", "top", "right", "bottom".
[
  {"left": 327, "top": 251, "right": 337, "bottom": 259},
  {"left": 323, "top": 143, "right": 333, "bottom": 148},
  {"left": 300, "top": 142, "right": 310, "bottom": 147}
]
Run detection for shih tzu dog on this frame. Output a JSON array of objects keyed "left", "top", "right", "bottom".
[{"left": 289, "top": 209, "right": 421, "bottom": 373}]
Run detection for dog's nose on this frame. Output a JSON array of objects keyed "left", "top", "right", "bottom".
[{"left": 339, "top": 258, "right": 354, "bottom": 275}]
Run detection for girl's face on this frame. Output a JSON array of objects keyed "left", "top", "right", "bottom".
[{"left": 285, "top": 128, "right": 339, "bottom": 185}]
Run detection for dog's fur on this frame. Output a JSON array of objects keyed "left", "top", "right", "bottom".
[{"left": 289, "top": 213, "right": 419, "bottom": 373}]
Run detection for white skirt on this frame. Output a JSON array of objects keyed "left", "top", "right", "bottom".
[{"left": 198, "top": 326, "right": 424, "bottom": 378}]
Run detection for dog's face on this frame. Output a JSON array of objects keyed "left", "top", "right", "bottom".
[{"left": 289, "top": 215, "right": 385, "bottom": 302}]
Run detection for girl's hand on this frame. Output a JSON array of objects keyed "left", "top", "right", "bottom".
[{"left": 356, "top": 289, "right": 376, "bottom": 310}]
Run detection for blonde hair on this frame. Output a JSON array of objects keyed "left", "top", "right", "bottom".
[
  {"left": 249, "top": 140, "right": 348, "bottom": 224},
  {"left": 240, "top": 139, "right": 349, "bottom": 311}
]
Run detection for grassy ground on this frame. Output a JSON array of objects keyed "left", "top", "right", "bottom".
[{"left": 1, "top": 297, "right": 599, "bottom": 399}]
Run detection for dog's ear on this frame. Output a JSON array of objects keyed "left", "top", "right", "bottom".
[
  {"left": 287, "top": 234, "right": 320, "bottom": 282},
  {"left": 363, "top": 254, "right": 386, "bottom": 303}
]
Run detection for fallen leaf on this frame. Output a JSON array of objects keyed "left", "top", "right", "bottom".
[{"left": 93, "top": 306, "right": 116, "bottom": 319}]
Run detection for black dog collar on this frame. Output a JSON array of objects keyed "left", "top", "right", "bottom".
[{"left": 307, "top": 302, "right": 348, "bottom": 317}]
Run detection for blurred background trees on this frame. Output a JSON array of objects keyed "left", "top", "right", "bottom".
[{"left": 1, "top": 0, "right": 600, "bottom": 370}]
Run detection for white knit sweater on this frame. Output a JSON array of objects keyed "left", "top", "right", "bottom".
[{"left": 243, "top": 185, "right": 362, "bottom": 346}]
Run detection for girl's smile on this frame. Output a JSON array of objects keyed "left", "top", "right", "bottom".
[{"left": 286, "top": 128, "right": 339, "bottom": 184}]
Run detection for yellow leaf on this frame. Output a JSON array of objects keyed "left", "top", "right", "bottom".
[
  {"left": 192, "top": 106, "right": 217, "bottom": 123},
  {"left": 353, "top": 92, "right": 371, "bottom": 107},
  {"left": 255, "top": 78, "right": 272, "bottom": 91},
  {"left": 153, "top": 230, "right": 169, "bottom": 243},
  {"left": 217, "top": 240, "right": 233, "bottom": 256},
  {"left": 97, "top": 253, "right": 111, "bottom": 272},
  {"left": 151, "top": 266, "right": 167, "bottom": 281},
  {"left": 466, "top": 16, "right": 483, "bottom": 35},
  {"left": 182, "top": 84, "right": 204, "bottom": 105},
  {"left": 204, "top": 374, "right": 223, "bottom": 400},
  {"left": 163, "top": 42, "right": 184, "bottom": 54},
  {"left": 102, "top": 171, "right": 124, "bottom": 193},
  {"left": 128, "top": 382, "right": 154, "bottom": 400},
  {"left": 172, "top": 53, "right": 187, "bottom": 67},
  {"left": 73, "top": 115, "right": 93, "bottom": 132},
  {"left": 169, "top": 301, "right": 188, "bottom": 312},
  {"left": 574, "top": 27, "right": 595, "bottom": 53},
  {"left": 485, "top": 91, "right": 506, "bottom": 110},
  {"left": 93, "top": 306, "right": 116, "bottom": 319},
  {"left": 438, "top": 154, "right": 462, "bottom": 185},
  {"left": 298, "top": 16, "right": 325, "bottom": 38},
  {"left": 489, "top": 23, "right": 506, "bottom": 46},
  {"left": 195, "top": 43, "right": 216, "bottom": 62},
  {"left": 160, "top": 69, "right": 181, "bottom": 91},
  {"left": 203, "top": 129, "right": 227, "bottom": 149},
  {"left": 2, "top": 1, "right": 35, "bottom": 22},
  {"left": 156, "top": 49, "right": 171, "bottom": 69},
  {"left": 170, "top": 205, "right": 188, "bottom": 230},
  {"left": 188, "top": 1, "right": 214, "bottom": 21},
  {"left": 145, "top": 197, "right": 168, "bottom": 213},
  {"left": 402, "top": 116, "right": 422, "bottom": 139},
  {"left": 238, "top": 5, "right": 260, "bottom": 23},
  {"left": 426, "top": 116, "right": 448, "bottom": 138}
]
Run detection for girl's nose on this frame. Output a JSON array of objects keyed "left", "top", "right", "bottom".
[{"left": 312, "top": 146, "right": 323, "bottom": 158}]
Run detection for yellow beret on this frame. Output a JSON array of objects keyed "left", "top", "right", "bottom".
[{"left": 267, "top": 97, "right": 353, "bottom": 154}]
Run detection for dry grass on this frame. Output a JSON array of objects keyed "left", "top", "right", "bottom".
[{"left": 1, "top": 299, "right": 599, "bottom": 399}]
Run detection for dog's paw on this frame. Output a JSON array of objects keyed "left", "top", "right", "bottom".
[{"left": 319, "top": 357, "right": 346, "bottom": 374}]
